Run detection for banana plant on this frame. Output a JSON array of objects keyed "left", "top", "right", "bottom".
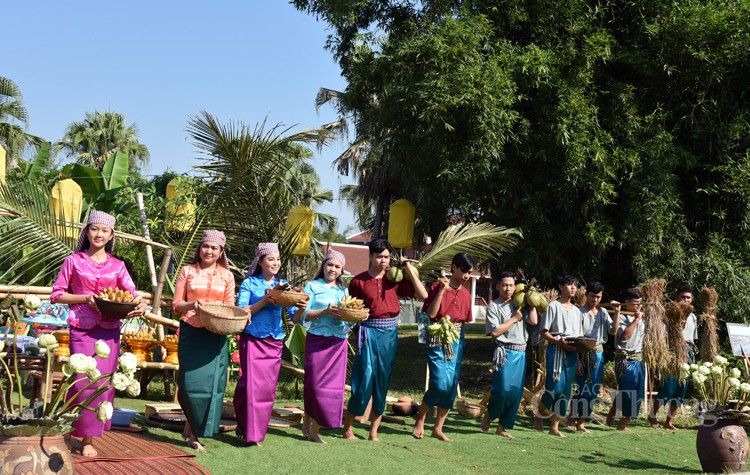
[{"left": 60, "top": 150, "right": 130, "bottom": 212}]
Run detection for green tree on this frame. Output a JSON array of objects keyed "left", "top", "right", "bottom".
[
  {"left": 297, "top": 0, "right": 750, "bottom": 321},
  {"left": 54, "top": 111, "right": 150, "bottom": 171},
  {"left": 0, "top": 77, "right": 44, "bottom": 167}
]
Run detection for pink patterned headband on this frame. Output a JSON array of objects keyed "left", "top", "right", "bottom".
[
  {"left": 245, "top": 242, "right": 280, "bottom": 277},
  {"left": 75, "top": 210, "right": 116, "bottom": 253},
  {"left": 324, "top": 249, "right": 346, "bottom": 268}
]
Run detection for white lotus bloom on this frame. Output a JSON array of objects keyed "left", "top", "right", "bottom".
[
  {"left": 730, "top": 368, "right": 742, "bottom": 379},
  {"left": 714, "top": 355, "right": 728, "bottom": 365},
  {"left": 699, "top": 366, "right": 711, "bottom": 375},
  {"left": 125, "top": 379, "right": 141, "bottom": 397},
  {"left": 96, "top": 401, "right": 113, "bottom": 423},
  {"left": 690, "top": 364, "right": 699, "bottom": 371},
  {"left": 729, "top": 378, "right": 741, "bottom": 388},
  {"left": 118, "top": 352, "right": 138, "bottom": 374},
  {"left": 704, "top": 362, "right": 714, "bottom": 367},
  {"left": 680, "top": 363, "right": 691, "bottom": 372},
  {"left": 37, "top": 334, "right": 58, "bottom": 349},
  {"left": 740, "top": 383, "right": 750, "bottom": 393},
  {"left": 86, "top": 368, "right": 101, "bottom": 381},
  {"left": 94, "top": 340, "right": 111, "bottom": 359},
  {"left": 112, "top": 372, "right": 130, "bottom": 391},
  {"left": 711, "top": 365, "right": 723, "bottom": 376},
  {"left": 69, "top": 354, "right": 97, "bottom": 374}
]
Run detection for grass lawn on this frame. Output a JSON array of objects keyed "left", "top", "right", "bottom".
[{"left": 111, "top": 324, "right": 704, "bottom": 474}]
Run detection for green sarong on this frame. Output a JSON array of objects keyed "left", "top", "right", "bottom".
[{"left": 177, "top": 321, "right": 228, "bottom": 437}]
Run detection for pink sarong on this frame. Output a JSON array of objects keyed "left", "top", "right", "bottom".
[
  {"left": 67, "top": 326, "right": 120, "bottom": 437},
  {"left": 233, "top": 334, "right": 283, "bottom": 443},
  {"left": 304, "top": 333, "right": 348, "bottom": 428}
]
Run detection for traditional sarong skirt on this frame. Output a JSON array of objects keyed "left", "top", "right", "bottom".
[
  {"left": 655, "top": 347, "right": 695, "bottom": 406},
  {"left": 233, "top": 333, "right": 283, "bottom": 443},
  {"left": 570, "top": 350, "right": 604, "bottom": 419},
  {"left": 177, "top": 321, "right": 228, "bottom": 437},
  {"left": 68, "top": 325, "right": 120, "bottom": 437},
  {"left": 423, "top": 331, "right": 464, "bottom": 410},
  {"left": 540, "top": 344, "right": 578, "bottom": 418},
  {"left": 614, "top": 359, "right": 646, "bottom": 419},
  {"left": 347, "top": 326, "right": 398, "bottom": 416},
  {"left": 487, "top": 349, "right": 526, "bottom": 429},
  {"left": 304, "top": 333, "right": 348, "bottom": 428}
]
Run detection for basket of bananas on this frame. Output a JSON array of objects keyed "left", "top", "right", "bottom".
[
  {"left": 334, "top": 296, "right": 369, "bottom": 323},
  {"left": 94, "top": 287, "right": 141, "bottom": 321}
]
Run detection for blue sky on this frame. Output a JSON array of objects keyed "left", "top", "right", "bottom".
[{"left": 5, "top": 1, "right": 357, "bottom": 232}]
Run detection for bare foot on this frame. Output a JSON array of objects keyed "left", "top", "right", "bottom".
[
  {"left": 302, "top": 415, "right": 311, "bottom": 438},
  {"left": 496, "top": 425, "right": 513, "bottom": 439},
  {"left": 534, "top": 417, "right": 544, "bottom": 432},
  {"left": 576, "top": 424, "right": 590, "bottom": 433},
  {"left": 81, "top": 443, "right": 98, "bottom": 457},
  {"left": 480, "top": 413, "right": 490, "bottom": 433},
  {"left": 342, "top": 429, "right": 357, "bottom": 440},
  {"left": 308, "top": 432, "right": 327, "bottom": 444},
  {"left": 549, "top": 428, "right": 566, "bottom": 437},
  {"left": 565, "top": 418, "right": 577, "bottom": 431},
  {"left": 188, "top": 438, "right": 205, "bottom": 451},
  {"left": 664, "top": 422, "right": 679, "bottom": 431},
  {"left": 647, "top": 416, "right": 661, "bottom": 429},
  {"left": 617, "top": 424, "right": 631, "bottom": 432},
  {"left": 368, "top": 432, "right": 380, "bottom": 442},
  {"left": 431, "top": 431, "right": 453, "bottom": 442},
  {"left": 247, "top": 441, "right": 262, "bottom": 447},
  {"left": 605, "top": 415, "right": 614, "bottom": 427},
  {"left": 412, "top": 420, "right": 425, "bottom": 439}
]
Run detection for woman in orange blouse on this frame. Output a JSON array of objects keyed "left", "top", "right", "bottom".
[{"left": 173, "top": 230, "right": 244, "bottom": 451}]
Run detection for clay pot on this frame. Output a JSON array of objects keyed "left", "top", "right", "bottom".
[
  {"left": 696, "top": 419, "right": 750, "bottom": 473},
  {"left": 0, "top": 434, "right": 74, "bottom": 474}
]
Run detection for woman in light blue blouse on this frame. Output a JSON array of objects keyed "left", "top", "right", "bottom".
[
  {"left": 296, "top": 249, "right": 350, "bottom": 444},
  {"left": 233, "top": 242, "right": 305, "bottom": 446}
]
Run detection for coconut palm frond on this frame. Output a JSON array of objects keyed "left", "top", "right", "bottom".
[
  {"left": 416, "top": 223, "right": 522, "bottom": 277},
  {"left": 0, "top": 180, "right": 77, "bottom": 285}
]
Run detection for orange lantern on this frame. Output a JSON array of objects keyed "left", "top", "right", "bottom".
[
  {"left": 50, "top": 179, "right": 83, "bottom": 239},
  {"left": 286, "top": 204, "right": 314, "bottom": 256},
  {"left": 388, "top": 199, "right": 416, "bottom": 249},
  {"left": 166, "top": 177, "right": 195, "bottom": 232}
]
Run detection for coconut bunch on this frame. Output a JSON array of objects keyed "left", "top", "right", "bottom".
[
  {"left": 642, "top": 278, "right": 670, "bottom": 380},
  {"left": 665, "top": 300, "right": 692, "bottom": 376},
  {"left": 511, "top": 278, "right": 549, "bottom": 313},
  {"left": 698, "top": 287, "right": 719, "bottom": 362},
  {"left": 413, "top": 223, "right": 521, "bottom": 279}
]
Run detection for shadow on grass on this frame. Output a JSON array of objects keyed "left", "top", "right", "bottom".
[{"left": 578, "top": 453, "right": 702, "bottom": 473}]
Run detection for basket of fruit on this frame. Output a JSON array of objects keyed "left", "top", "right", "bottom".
[
  {"left": 94, "top": 287, "right": 140, "bottom": 321},
  {"left": 161, "top": 334, "right": 179, "bottom": 364},
  {"left": 334, "top": 296, "right": 369, "bottom": 323},
  {"left": 267, "top": 287, "right": 309, "bottom": 307},
  {"left": 197, "top": 302, "right": 250, "bottom": 335}
]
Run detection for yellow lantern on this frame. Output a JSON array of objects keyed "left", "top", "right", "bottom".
[
  {"left": 0, "top": 145, "right": 6, "bottom": 185},
  {"left": 286, "top": 204, "right": 314, "bottom": 256},
  {"left": 388, "top": 199, "right": 416, "bottom": 249},
  {"left": 166, "top": 177, "right": 195, "bottom": 232},
  {"left": 50, "top": 179, "right": 83, "bottom": 239}
]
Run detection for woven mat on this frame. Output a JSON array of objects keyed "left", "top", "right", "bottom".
[{"left": 71, "top": 430, "right": 209, "bottom": 475}]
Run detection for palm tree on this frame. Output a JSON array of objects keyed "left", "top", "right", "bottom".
[
  {"left": 0, "top": 77, "right": 45, "bottom": 168},
  {"left": 54, "top": 111, "right": 150, "bottom": 171}
]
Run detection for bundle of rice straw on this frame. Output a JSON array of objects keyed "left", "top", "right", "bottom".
[
  {"left": 665, "top": 300, "right": 692, "bottom": 376},
  {"left": 642, "top": 278, "right": 669, "bottom": 380},
  {"left": 573, "top": 285, "right": 587, "bottom": 307},
  {"left": 535, "top": 288, "right": 560, "bottom": 370},
  {"left": 698, "top": 287, "right": 719, "bottom": 362}
]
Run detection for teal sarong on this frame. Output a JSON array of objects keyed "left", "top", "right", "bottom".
[
  {"left": 177, "top": 321, "right": 228, "bottom": 437},
  {"left": 614, "top": 359, "right": 646, "bottom": 418},
  {"left": 423, "top": 331, "right": 464, "bottom": 409},
  {"left": 487, "top": 349, "right": 526, "bottom": 429},
  {"left": 570, "top": 351, "right": 604, "bottom": 418},
  {"left": 655, "top": 347, "right": 695, "bottom": 406},
  {"left": 540, "top": 344, "right": 578, "bottom": 417},
  {"left": 347, "top": 326, "right": 398, "bottom": 416}
]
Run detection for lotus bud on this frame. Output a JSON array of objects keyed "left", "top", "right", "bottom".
[
  {"left": 112, "top": 372, "right": 130, "bottom": 391},
  {"left": 125, "top": 379, "right": 141, "bottom": 397},
  {"left": 730, "top": 368, "right": 742, "bottom": 379},
  {"left": 94, "top": 340, "right": 111, "bottom": 359},
  {"left": 96, "top": 401, "right": 113, "bottom": 423},
  {"left": 86, "top": 368, "right": 102, "bottom": 381},
  {"left": 37, "top": 334, "right": 58, "bottom": 349},
  {"left": 118, "top": 352, "right": 138, "bottom": 374},
  {"left": 741, "top": 383, "right": 750, "bottom": 393},
  {"left": 714, "top": 355, "right": 728, "bottom": 366},
  {"left": 729, "top": 378, "right": 741, "bottom": 388}
]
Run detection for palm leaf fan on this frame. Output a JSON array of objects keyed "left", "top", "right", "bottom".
[{"left": 415, "top": 223, "right": 521, "bottom": 279}]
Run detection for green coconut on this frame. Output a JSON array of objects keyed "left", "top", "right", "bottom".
[
  {"left": 512, "top": 292, "right": 526, "bottom": 309},
  {"left": 387, "top": 266, "right": 404, "bottom": 283}
]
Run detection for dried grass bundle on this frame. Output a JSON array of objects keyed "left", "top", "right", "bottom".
[
  {"left": 642, "top": 278, "right": 669, "bottom": 379},
  {"left": 698, "top": 287, "right": 719, "bottom": 362},
  {"left": 665, "top": 301, "right": 692, "bottom": 376},
  {"left": 573, "top": 286, "right": 586, "bottom": 306}
]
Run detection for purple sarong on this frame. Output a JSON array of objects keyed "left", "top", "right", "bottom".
[
  {"left": 233, "top": 334, "right": 283, "bottom": 443},
  {"left": 304, "top": 333, "right": 348, "bottom": 428},
  {"left": 67, "top": 326, "right": 120, "bottom": 437}
]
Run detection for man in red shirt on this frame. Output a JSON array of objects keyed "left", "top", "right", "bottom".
[{"left": 342, "top": 239, "right": 428, "bottom": 441}]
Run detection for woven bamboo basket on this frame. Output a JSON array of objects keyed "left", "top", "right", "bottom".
[
  {"left": 267, "top": 289, "right": 309, "bottom": 307},
  {"left": 334, "top": 307, "right": 369, "bottom": 323},
  {"left": 197, "top": 303, "right": 250, "bottom": 335},
  {"left": 456, "top": 399, "right": 486, "bottom": 419}
]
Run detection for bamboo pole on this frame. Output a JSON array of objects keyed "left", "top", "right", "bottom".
[
  {"left": 0, "top": 285, "right": 172, "bottom": 306},
  {"left": 137, "top": 192, "right": 158, "bottom": 290},
  {"left": 143, "top": 312, "right": 179, "bottom": 329}
]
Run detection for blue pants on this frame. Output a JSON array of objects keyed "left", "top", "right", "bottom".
[
  {"left": 570, "top": 351, "right": 604, "bottom": 419},
  {"left": 487, "top": 349, "right": 526, "bottom": 429},
  {"left": 423, "top": 333, "right": 464, "bottom": 410},
  {"left": 614, "top": 359, "right": 645, "bottom": 418},
  {"left": 655, "top": 347, "right": 694, "bottom": 407},
  {"left": 347, "top": 326, "right": 398, "bottom": 416},
  {"left": 541, "top": 345, "right": 578, "bottom": 417}
]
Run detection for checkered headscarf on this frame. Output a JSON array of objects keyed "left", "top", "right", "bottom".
[
  {"left": 75, "top": 210, "right": 116, "bottom": 253},
  {"left": 324, "top": 249, "right": 346, "bottom": 268},
  {"left": 193, "top": 230, "right": 229, "bottom": 268},
  {"left": 245, "top": 242, "right": 280, "bottom": 277}
]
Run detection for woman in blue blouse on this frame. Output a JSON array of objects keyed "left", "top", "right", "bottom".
[
  {"left": 233, "top": 242, "right": 305, "bottom": 445},
  {"left": 296, "top": 249, "right": 350, "bottom": 443}
]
